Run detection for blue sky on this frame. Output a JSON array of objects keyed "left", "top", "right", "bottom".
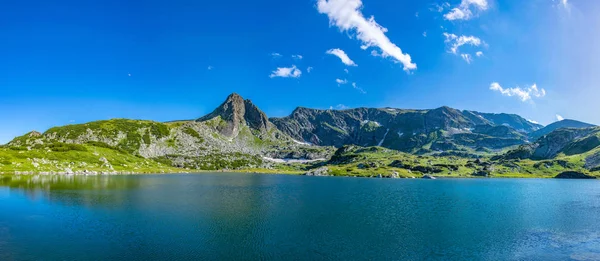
[{"left": 1, "top": 0, "right": 599, "bottom": 143}]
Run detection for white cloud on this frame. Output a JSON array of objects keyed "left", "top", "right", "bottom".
[
  {"left": 461, "top": 54, "right": 473, "bottom": 64},
  {"left": 317, "top": 0, "right": 416, "bottom": 71},
  {"left": 476, "top": 51, "right": 483, "bottom": 57},
  {"left": 431, "top": 2, "right": 451, "bottom": 12},
  {"left": 352, "top": 82, "right": 366, "bottom": 94},
  {"left": 307, "top": 66, "right": 313, "bottom": 73},
  {"left": 489, "top": 82, "right": 546, "bottom": 102},
  {"left": 207, "top": 66, "right": 214, "bottom": 70},
  {"left": 444, "top": 0, "right": 489, "bottom": 21},
  {"left": 557, "top": 0, "right": 571, "bottom": 13},
  {"left": 556, "top": 114, "right": 564, "bottom": 121},
  {"left": 336, "top": 78, "right": 348, "bottom": 85},
  {"left": 269, "top": 65, "right": 302, "bottom": 78},
  {"left": 344, "top": 68, "right": 349, "bottom": 73},
  {"left": 271, "top": 52, "right": 282, "bottom": 58},
  {"left": 326, "top": 48, "right": 357, "bottom": 66},
  {"left": 443, "top": 33, "right": 482, "bottom": 54},
  {"left": 292, "top": 54, "right": 303, "bottom": 60},
  {"left": 330, "top": 104, "right": 349, "bottom": 110},
  {"left": 423, "top": 31, "right": 427, "bottom": 37}
]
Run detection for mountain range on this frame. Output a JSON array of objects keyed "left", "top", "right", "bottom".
[{"left": 2, "top": 93, "right": 599, "bottom": 178}]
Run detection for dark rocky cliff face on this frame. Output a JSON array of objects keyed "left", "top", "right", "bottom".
[{"left": 270, "top": 106, "right": 541, "bottom": 152}]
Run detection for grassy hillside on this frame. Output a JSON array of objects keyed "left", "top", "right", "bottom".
[
  {"left": 0, "top": 144, "right": 179, "bottom": 174},
  {"left": 304, "top": 145, "right": 599, "bottom": 178}
]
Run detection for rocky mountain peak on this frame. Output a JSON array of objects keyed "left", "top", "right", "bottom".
[{"left": 197, "top": 93, "right": 271, "bottom": 137}]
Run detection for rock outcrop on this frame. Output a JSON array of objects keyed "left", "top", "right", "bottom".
[
  {"left": 197, "top": 93, "right": 272, "bottom": 137},
  {"left": 304, "top": 167, "right": 331, "bottom": 176},
  {"left": 555, "top": 171, "right": 596, "bottom": 179}
]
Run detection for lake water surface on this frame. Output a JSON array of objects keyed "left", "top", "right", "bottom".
[{"left": 1, "top": 173, "right": 600, "bottom": 260}]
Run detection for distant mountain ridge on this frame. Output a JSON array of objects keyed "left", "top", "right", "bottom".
[
  {"left": 271, "top": 105, "right": 543, "bottom": 153},
  {"left": 528, "top": 119, "right": 596, "bottom": 141}
]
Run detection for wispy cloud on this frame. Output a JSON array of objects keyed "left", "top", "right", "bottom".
[
  {"left": 269, "top": 65, "right": 302, "bottom": 78},
  {"left": 490, "top": 82, "right": 546, "bottom": 102},
  {"left": 292, "top": 54, "right": 303, "bottom": 60},
  {"left": 476, "top": 51, "right": 483, "bottom": 57},
  {"left": 444, "top": 0, "right": 489, "bottom": 21},
  {"left": 431, "top": 2, "right": 451, "bottom": 12},
  {"left": 326, "top": 48, "right": 357, "bottom": 66},
  {"left": 352, "top": 82, "right": 366, "bottom": 94},
  {"left": 307, "top": 66, "right": 313, "bottom": 73},
  {"left": 270, "top": 52, "right": 282, "bottom": 58},
  {"left": 556, "top": 114, "right": 564, "bottom": 121},
  {"left": 555, "top": 0, "right": 570, "bottom": 10},
  {"left": 207, "top": 66, "right": 214, "bottom": 70},
  {"left": 317, "top": 0, "right": 416, "bottom": 71},
  {"left": 443, "top": 33, "right": 483, "bottom": 54},
  {"left": 461, "top": 54, "right": 473, "bottom": 64},
  {"left": 336, "top": 78, "right": 348, "bottom": 85}
]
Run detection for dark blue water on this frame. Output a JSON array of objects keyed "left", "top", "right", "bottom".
[{"left": 1, "top": 174, "right": 600, "bottom": 260}]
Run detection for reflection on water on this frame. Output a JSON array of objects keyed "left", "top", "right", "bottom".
[
  {"left": 0, "top": 174, "right": 142, "bottom": 208},
  {"left": 0, "top": 174, "right": 141, "bottom": 191},
  {"left": 1, "top": 174, "right": 600, "bottom": 260}
]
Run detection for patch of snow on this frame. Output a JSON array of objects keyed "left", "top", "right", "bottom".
[
  {"left": 502, "top": 123, "right": 511, "bottom": 127},
  {"left": 292, "top": 139, "right": 312, "bottom": 146},
  {"left": 378, "top": 129, "right": 390, "bottom": 146},
  {"left": 262, "top": 157, "right": 325, "bottom": 164},
  {"left": 526, "top": 119, "right": 539, "bottom": 124},
  {"left": 361, "top": 120, "right": 382, "bottom": 127},
  {"left": 398, "top": 132, "right": 404, "bottom": 138}
]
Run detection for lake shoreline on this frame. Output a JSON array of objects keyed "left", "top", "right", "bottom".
[{"left": 1, "top": 170, "right": 596, "bottom": 179}]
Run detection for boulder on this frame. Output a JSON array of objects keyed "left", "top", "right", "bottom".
[{"left": 422, "top": 174, "right": 436, "bottom": 179}]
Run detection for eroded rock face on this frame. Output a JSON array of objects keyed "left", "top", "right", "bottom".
[
  {"left": 304, "top": 167, "right": 330, "bottom": 176},
  {"left": 196, "top": 93, "right": 272, "bottom": 138},
  {"left": 585, "top": 151, "right": 600, "bottom": 170},
  {"left": 555, "top": 171, "right": 596, "bottom": 179}
]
